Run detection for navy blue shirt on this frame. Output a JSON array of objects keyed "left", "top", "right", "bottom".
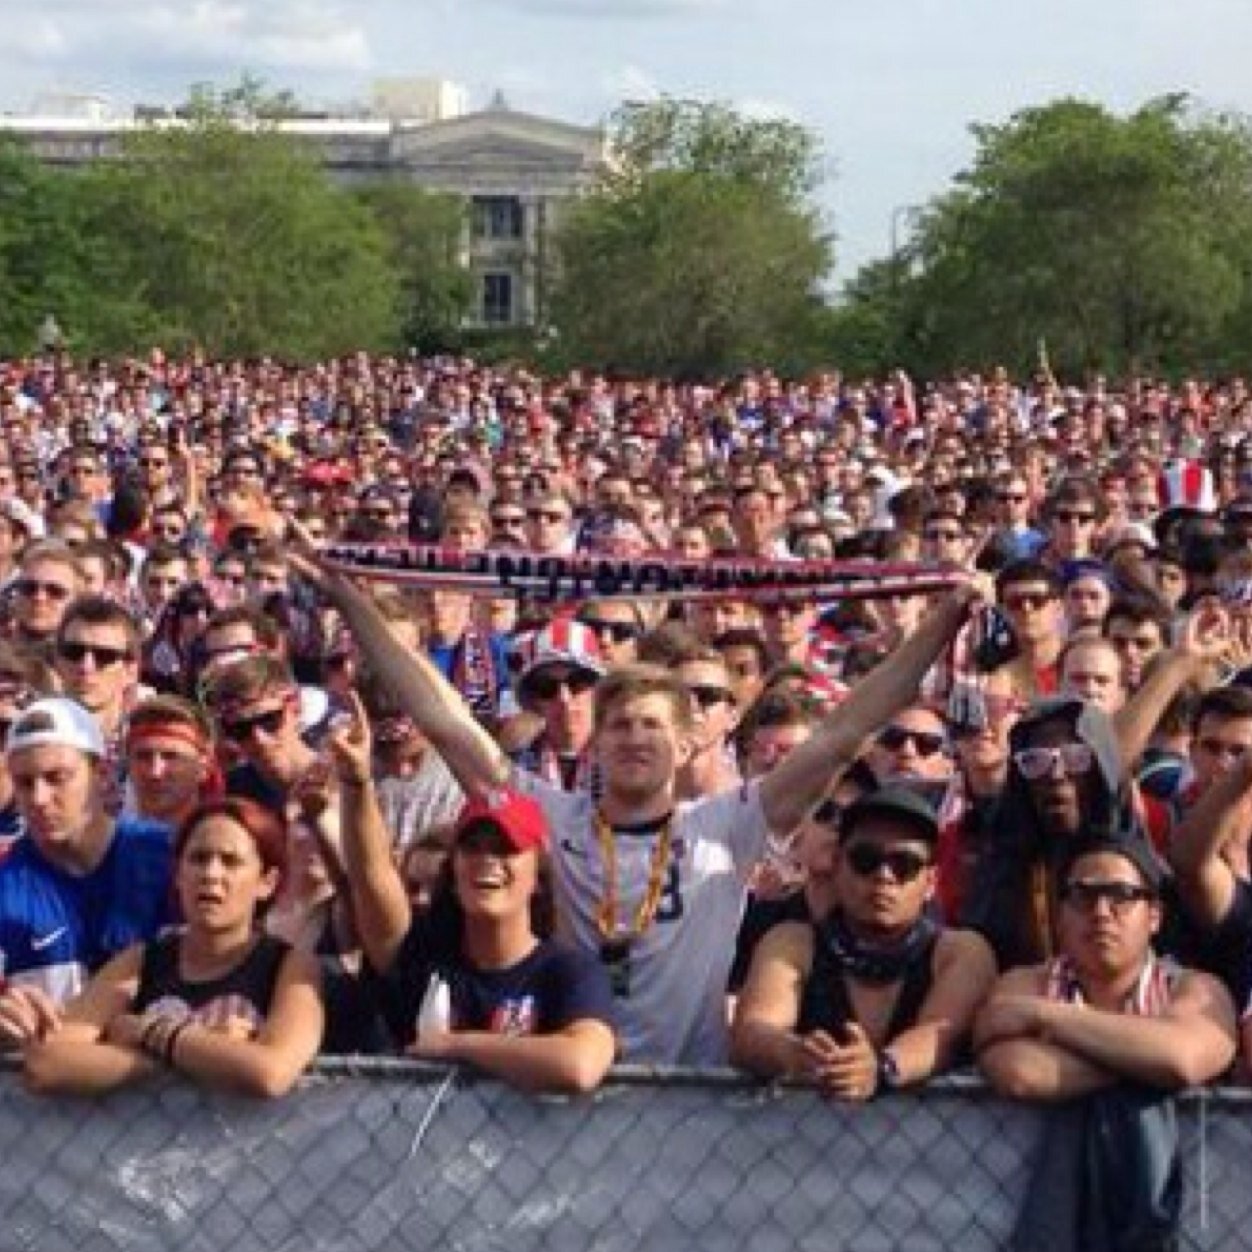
[{"left": 374, "top": 918, "right": 614, "bottom": 1046}]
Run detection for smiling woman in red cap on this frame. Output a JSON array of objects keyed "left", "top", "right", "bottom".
[{"left": 327, "top": 702, "right": 617, "bottom": 1094}]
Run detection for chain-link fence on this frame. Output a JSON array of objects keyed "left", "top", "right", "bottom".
[{"left": 2, "top": 1061, "right": 1251, "bottom": 1251}]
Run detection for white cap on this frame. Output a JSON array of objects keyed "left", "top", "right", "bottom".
[{"left": 6, "top": 697, "right": 105, "bottom": 759}]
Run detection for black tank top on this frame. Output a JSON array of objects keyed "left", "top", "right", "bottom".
[
  {"left": 797, "top": 922, "right": 939, "bottom": 1042},
  {"left": 134, "top": 931, "right": 289, "bottom": 1035}
]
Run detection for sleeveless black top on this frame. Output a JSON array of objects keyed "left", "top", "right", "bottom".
[
  {"left": 797, "top": 921, "right": 939, "bottom": 1042},
  {"left": 134, "top": 931, "right": 289, "bottom": 1035}
]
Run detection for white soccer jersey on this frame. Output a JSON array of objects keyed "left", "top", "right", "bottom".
[{"left": 515, "top": 771, "right": 768, "bottom": 1066}]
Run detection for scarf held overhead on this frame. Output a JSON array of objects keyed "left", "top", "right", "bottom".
[{"left": 321, "top": 542, "right": 967, "bottom": 604}]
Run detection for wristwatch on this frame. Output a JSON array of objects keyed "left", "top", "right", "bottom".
[{"left": 876, "top": 1049, "right": 902, "bottom": 1094}]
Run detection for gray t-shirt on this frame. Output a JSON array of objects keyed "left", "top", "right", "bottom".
[
  {"left": 376, "top": 755, "right": 464, "bottom": 850},
  {"left": 515, "top": 771, "right": 769, "bottom": 1066}
]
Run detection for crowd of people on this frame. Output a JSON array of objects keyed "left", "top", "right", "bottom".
[{"left": 0, "top": 350, "right": 1248, "bottom": 1143}]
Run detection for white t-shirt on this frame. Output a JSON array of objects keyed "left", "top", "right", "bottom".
[{"left": 515, "top": 771, "right": 769, "bottom": 1066}]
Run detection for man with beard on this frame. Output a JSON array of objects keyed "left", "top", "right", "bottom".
[{"left": 963, "top": 697, "right": 1162, "bottom": 969}]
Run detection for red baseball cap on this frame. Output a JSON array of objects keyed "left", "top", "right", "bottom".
[{"left": 455, "top": 789, "right": 548, "bottom": 853}]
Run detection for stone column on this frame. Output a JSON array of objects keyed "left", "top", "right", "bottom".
[{"left": 520, "top": 192, "right": 540, "bottom": 326}]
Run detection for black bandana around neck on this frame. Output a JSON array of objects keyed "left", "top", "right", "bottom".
[{"left": 822, "top": 911, "right": 938, "bottom": 985}]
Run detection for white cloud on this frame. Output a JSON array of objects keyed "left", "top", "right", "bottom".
[
  {"left": 464, "top": 0, "right": 729, "bottom": 16},
  {"left": 24, "top": 19, "right": 68, "bottom": 55},
  {"left": 0, "top": 0, "right": 372, "bottom": 105}
]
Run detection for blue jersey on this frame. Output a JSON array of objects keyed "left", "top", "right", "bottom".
[{"left": 0, "top": 818, "right": 173, "bottom": 1002}]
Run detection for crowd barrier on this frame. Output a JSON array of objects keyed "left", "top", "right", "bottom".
[{"left": 3, "top": 1060, "right": 1252, "bottom": 1251}]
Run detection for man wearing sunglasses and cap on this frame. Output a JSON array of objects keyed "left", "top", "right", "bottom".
[
  {"left": 731, "top": 786, "right": 995, "bottom": 1097},
  {"left": 0, "top": 698, "right": 172, "bottom": 1048},
  {"left": 508, "top": 619, "right": 606, "bottom": 795}
]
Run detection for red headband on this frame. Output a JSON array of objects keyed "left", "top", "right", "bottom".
[
  {"left": 127, "top": 721, "right": 224, "bottom": 800},
  {"left": 126, "top": 722, "right": 211, "bottom": 757}
]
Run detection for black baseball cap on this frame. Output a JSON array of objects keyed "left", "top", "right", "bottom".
[
  {"left": 838, "top": 785, "right": 940, "bottom": 845},
  {"left": 1056, "top": 834, "right": 1165, "bottom": 893}
]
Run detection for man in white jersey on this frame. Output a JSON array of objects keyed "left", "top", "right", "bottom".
[{"left": 297, "top": 542, "right": 975, "bottom": 1063}]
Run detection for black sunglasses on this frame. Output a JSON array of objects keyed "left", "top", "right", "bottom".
[
  {"left": 527, "top": 670, "right": 598, "bottom": 700},
  {"left": 228, "top": 530, "right": 265, "bottom": 552},
  {"left": 1059, "top": 880, "right": 1156, "bottom": 914},
  {"left": 688, "top": 684, "right": 732, "bottom": 709},
  {"left": 844, "top": 843, "right": 932, "bottom": 883},
  {"left": 16, "top": 579, "right": 73, "bottom": 601},
  {"left": 220, "top": 706, "right": 287, "bottom": 742},
  {"left": 877, "top": 726, "right": 946, "bottom": 757},
  {"left": 58, "top": 640, "right": 131, "bottom": 667},
  {"left": 579, "top": 618, "right": 640, "bottom": 644}
]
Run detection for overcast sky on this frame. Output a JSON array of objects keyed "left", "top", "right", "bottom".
[{"left": 3, "top": 0, "right": 1252, "bottom": 284}]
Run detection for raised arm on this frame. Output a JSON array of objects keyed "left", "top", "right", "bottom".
[
  {"left": 759, "top": 589, "right": 975, "bottom": 833},
  {"left": 173, "top": 429, "right": 203, "bottom": 522},
  {"left": 1113, "top": 604, "right": 1227, "bottom": 779},
  {"left": 326, "top": 694, "right": 413, "bottom": 974},
  {"left": 288, "top": 542, "right": 509, "bottom": 797},
  {"left": 1167, "top": 750, "right": 1252, "bottom": 928}
]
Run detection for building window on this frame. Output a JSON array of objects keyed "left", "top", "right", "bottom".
[
  {"left": 482, "top": 273, "right": 514, "bottom": 325},
  {"left": 472, "top": 196, "right": 523, "bottom": 241}
]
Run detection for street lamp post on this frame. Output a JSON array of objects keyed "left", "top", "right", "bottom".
[{"left": 889, "top": 204, "right": 924, "bottom": 296}]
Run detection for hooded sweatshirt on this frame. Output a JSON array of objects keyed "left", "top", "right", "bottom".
[{"left": 961, "top": 696, "right": 1144, "bottom": 969}]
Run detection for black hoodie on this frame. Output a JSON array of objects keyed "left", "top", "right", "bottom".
[{"left": 961, "top": 696, "right": 1144, "bottom": 968}]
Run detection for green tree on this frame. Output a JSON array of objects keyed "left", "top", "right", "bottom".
[
  {"left": 0, "top": 142, "right": 126, "bottom": 355},
  {"left": 179, "top": 74, "right": 304, "bottom": 121},
  {"left": 823, "top": 258, "right": 911, "bottom": 377},
  {"left": 609, "top": 98, "right": 821, "bottom": 206},
  {"left": 861, "top": 96, "right": 1252, "bottom": 376},
  {"left": 355, "top": 182, "right": 474, "bottom": 351},
  {"left": 549, "top": 99, "right": 831, "bottom": 376},
  {"left": 82, "top": 106, "right": 400, "bottom": 358}
]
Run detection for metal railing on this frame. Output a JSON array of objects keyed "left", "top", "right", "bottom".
[{"left": 2, "top": 1061, "right": 1251, "bottom": 1251}]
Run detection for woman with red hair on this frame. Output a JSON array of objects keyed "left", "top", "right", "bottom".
[{"left": 23, "top": 797, "right": 323, "bottom": 1098}]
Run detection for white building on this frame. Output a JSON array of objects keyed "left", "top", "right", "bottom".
[{"left": 0, "top": 81, "right": 607, "bottom": 330}]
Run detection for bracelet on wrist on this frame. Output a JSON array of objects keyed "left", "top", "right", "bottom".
[
  {"left": 165, "top": 1020, "right": 192, "bottom": 1067},
  {"left": 140, "top": 1016, "right": 172, "bottom": 1060}
]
